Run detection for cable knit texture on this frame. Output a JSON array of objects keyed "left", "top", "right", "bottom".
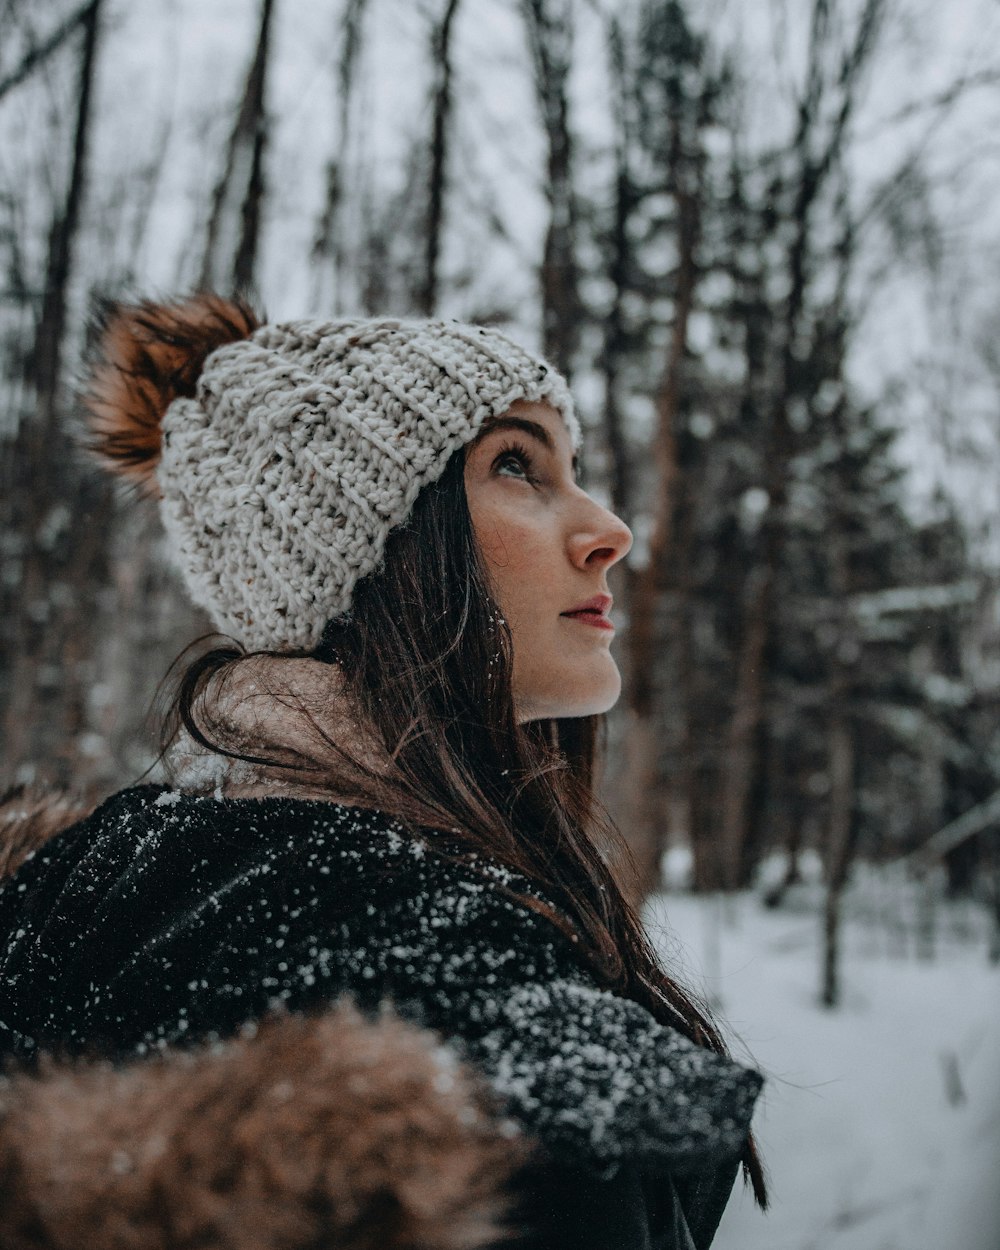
[
  {"left": 157, "top": 317, "right": 580, "bottom": 651},
  {"left": 0, "top": 787, "right": 761, "bottom": 1249}
]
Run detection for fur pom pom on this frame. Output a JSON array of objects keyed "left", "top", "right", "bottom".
[{"left": 81, "top": 293, "right": 262, "bottom": 496}]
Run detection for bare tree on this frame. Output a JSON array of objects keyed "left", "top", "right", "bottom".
[
  {"left": 310, "top": 0, "right": 371, "bottom": 314},
  {"left": 598, "top": 17, "right": 637, "bottom": 519},
  {"left": 521, "top": 0, "right": 582, "bottom": 380},
  {"left": 716, "top": 0, "right": 888, "bottom": 891},
  {"left": 417, "top": 0, "right": 462, "bottom": 317},
  {"left": 595, "top": 2, "right": 718, "bottom": 903},
  {"left": 819, "top": 292, "right": 861, "bottom": 1006},
  {"left": 2, "top": 0, "right": 106, "bottom": 785},
  {"left": 199, "top": 0, "right": 276, "bottom": 294},
  {"left": 0, "top": 1, "right": 98, "bottom": 102},
  {"left": 619, "top": 98, "right": 706, "bottom": 904}
]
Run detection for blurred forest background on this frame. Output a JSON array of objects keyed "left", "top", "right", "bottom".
[{"left": 2, "top": 0, "right": 1000, "bottom": 1009}]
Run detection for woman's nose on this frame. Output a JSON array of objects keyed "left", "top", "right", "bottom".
[{"left": 570, "top": 500, "right": 633, "bottom": 568}]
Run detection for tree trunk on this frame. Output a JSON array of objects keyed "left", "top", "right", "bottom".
[
  {"left": 821, "top": 708, "right": 856, "bottom": 1006},
  {"left": 599, "top": 17, "right": 641, "bottom": 511},
  {"left": 521, "top": 0, "right": 581, "bottom": 380},
  {"left": 619, "top": 117, "right": 700, "bottom": 908},
  {"left": 599, "top": 165, "right": 632, "bottom": 510},
  {"left": 199, "top": 0, "right": 276, "bottom": 294},
  {"left": 716, "top": 0, "right": 887, "bottom": 893},
  {"left": 417, "top": 0, "right": 461, "bottom": 317},
  {"left": 717, "top": 566, "right": 772, "bottom": 890},
  {"left": 2, "top": 0, "right": 104, "bottom": 786},
  {"left": 310, "top": 0, "right": 370, "bottom": 313},
  {"left": 762, "top": 747, "right": 807, "bottom": 907},
  {"left": 988, "top": 829, "right": 1000, "bottom": 966}
]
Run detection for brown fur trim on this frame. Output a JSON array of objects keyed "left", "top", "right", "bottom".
[
  {"left": 81, "top": 293, "right": 262, "bottom": 496},
  {"left": 0, "top": 999, "right": 538, "bottom": 1250},
  {"left": 0, "top": 784, "right": 96, "bottom": 881}
]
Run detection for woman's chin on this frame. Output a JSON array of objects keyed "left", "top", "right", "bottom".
[{"left": 515, "top": 666, "right": 622, "bottom": 722}]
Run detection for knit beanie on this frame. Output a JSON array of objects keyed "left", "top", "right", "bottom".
[{"left": 82, "top": 294, "right": 581, "bottom": 652}]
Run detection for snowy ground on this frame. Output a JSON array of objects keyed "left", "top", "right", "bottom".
[{"left": 643, "top": 854, "right": 1000, "bottom": 1250}]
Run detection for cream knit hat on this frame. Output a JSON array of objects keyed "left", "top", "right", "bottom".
[{"left": 84, "top": 296, "right": 581, "bottom": 652}]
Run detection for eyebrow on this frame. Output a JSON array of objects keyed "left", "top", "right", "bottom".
[{"left": 475, "top": 415, "right": 580, "bottom": 480}]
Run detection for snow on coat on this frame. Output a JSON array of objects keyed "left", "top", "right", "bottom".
[{"left": 0, "top": 785, "right": 764, "bottom": 1249}]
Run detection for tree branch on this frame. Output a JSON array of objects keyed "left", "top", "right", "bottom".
[{"left": 0, "top": 1, "right": 98, "bottom": 103}]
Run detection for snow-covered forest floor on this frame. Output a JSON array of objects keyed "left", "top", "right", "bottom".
[{"left": 644, "top": 855, "right": 1000, "bottom": 1250}]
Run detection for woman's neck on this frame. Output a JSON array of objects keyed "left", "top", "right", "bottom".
[{"left": 163, "top": 654, "right": 446, "bottom": 826}]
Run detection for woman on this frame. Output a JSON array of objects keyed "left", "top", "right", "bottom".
[{"left": 0, "top": 295, "right": 767, "bottom": 1249}]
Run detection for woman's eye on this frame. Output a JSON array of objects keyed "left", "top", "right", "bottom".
[
  {"left": 496, "top": 453, "right": 527, "bottom": 477},
  {"left": 494, "top": 444, "right": 536, "bottom": 482}
]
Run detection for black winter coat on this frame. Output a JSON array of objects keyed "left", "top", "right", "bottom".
[{"left": 0, "top": 785, "right": 763, "bottom": 1249}]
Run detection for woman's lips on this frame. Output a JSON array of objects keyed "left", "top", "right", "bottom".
[{"left": 561, "top": 610, "right": 614, "bottom": 631}]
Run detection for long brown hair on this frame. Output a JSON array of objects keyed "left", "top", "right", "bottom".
[{"left": 161, "top": 437, "right": 769, "bottom": 1208}]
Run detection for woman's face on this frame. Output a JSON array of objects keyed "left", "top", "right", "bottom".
[{"left": 464, "top": 400, "right": 633, "bottom": 723}]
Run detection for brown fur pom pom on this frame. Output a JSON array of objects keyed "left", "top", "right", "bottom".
[{"left": 81, "top": 293, "right": 262, "bottom": 496}]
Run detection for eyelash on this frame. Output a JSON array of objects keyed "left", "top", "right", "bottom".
[{"left": 493, "top": 440, "right": 539, "bottom": 484}]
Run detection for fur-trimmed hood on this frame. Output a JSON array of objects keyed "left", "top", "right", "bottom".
[
  {"left": 0, "top": 787, "right": 533, "bottom": 1250},
  {"left": 0, "top": 998, "right": 531, "bottom": 1250},
  {"left": 0, "top": 785, "right": 764, "bottom": 1250}
]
